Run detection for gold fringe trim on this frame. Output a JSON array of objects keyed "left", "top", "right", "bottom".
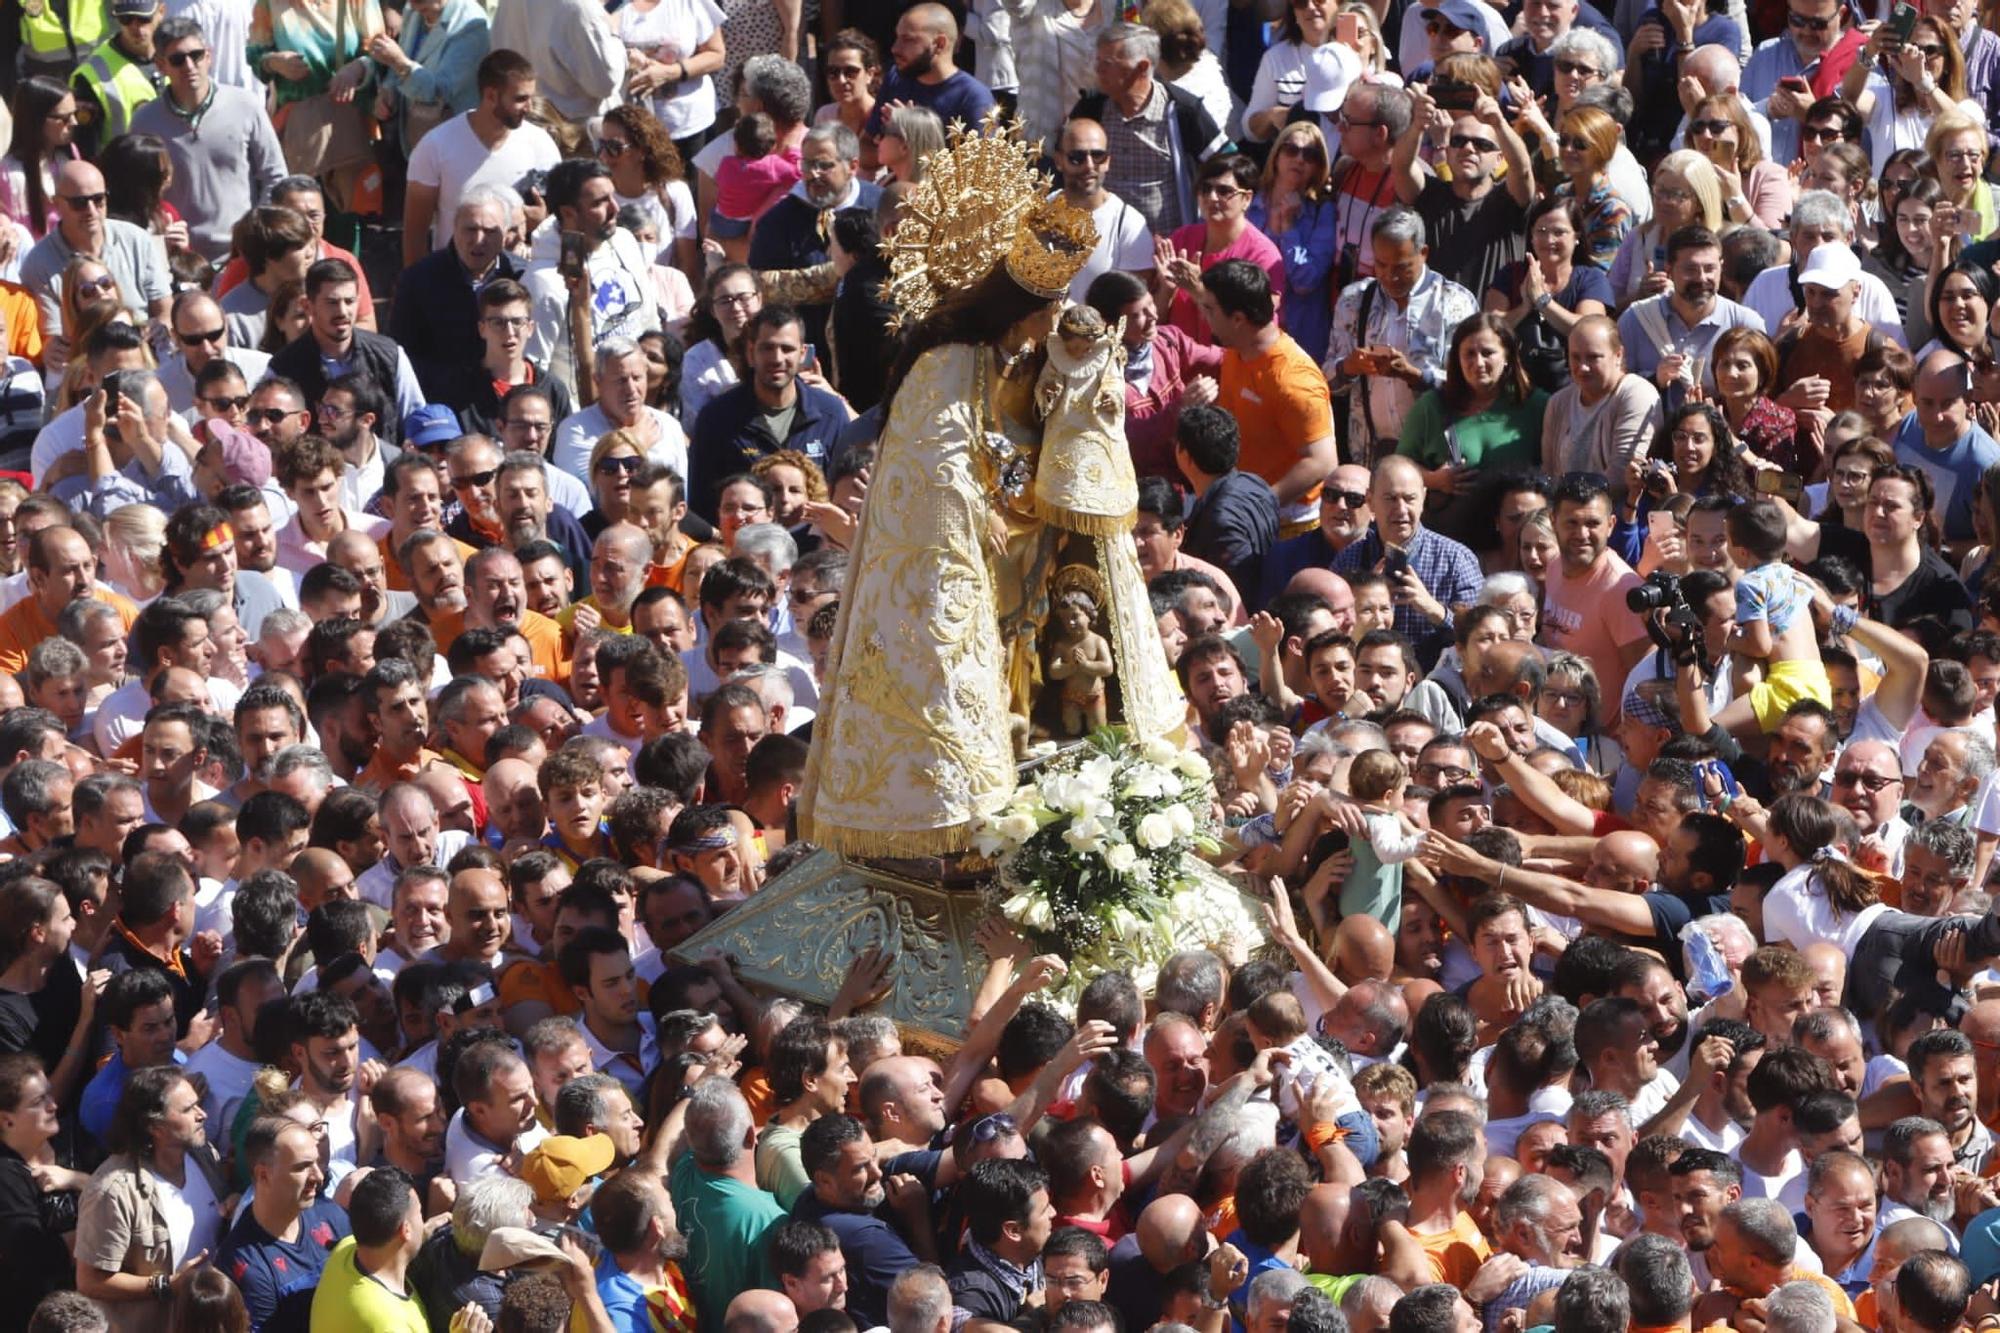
[
  {"left": 1038, "top": 506, "right": 1137, "bottom": 537},
  {"left": 804, "top": 819, "right": 981, "bottom": 858}
]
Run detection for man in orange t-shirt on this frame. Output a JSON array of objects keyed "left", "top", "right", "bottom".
[
  {"left": 1542, "top": 474, "right": 1650, "bottom": 726},
  {"left": 0, "top": 526, "right": 137, "bottom": 674},
  {"left": 1196, "top": 259, "right": 1337, "bottom": 534},
  {"left": 1395, "top": 1108, "right": 1492, "bottom": 1289}
]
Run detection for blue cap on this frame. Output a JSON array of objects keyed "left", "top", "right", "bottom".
[
  {"left": 402, "top": 403, "right": 463, "bottom": 449},
  {"left": 1963, "top": 1205, "right": 2000, "bottom": 1285},
  {"left": 1420, "top": 0, "right": 1489, "bottom": 37}
]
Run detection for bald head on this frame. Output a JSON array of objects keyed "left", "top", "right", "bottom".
[
  {"left": 1135, "top": 1191, "right": 1207, "bottom": 1271},
  {"left": 154, "top": 666, "right": 208, "bottom": 706},
  {"left": 293, "top": 847, "right": 356, "bottom": 908},
  {"left": 1961, "top": 999, "right": 2000, "bottom": 1051},
  {"left": 327, "top": 528, "right": 378, "bottom": 566},
  {"left": 724, "top": 1289, "right": 800, "bottom": 1333},
  {"left": 1334, "top": 914, "right": 1395, "bottom": 982},
  {"left": 483, "top": 757, "right": 544, "bottom": 841},
  {"left": 1374, "top": 454, "right": 1424, "bottom": 494},
  {"left": 1877, "top": 1216, "right": 1952, "bottom": 1267},
  {"left": 55, "top": 159, "right": 104, "bottom": 198},
  {"left": 1601, "top": 831, "right": 1661, "bottom": 881},
  {"left": 907, "top": 1, "right": 958, "bottom": 39},
  {"left": 1683, "top": 44, "right": 1741, "bottom": 93}
]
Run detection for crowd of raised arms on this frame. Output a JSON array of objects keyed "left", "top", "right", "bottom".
[{"left": 24, "top": 0, "right": 2000, "bottom": 1331}]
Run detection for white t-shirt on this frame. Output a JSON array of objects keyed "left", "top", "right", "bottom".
[
  {"left": 581, "top": 710, "right": 644, "bottom": 756},
  {"left": 1683, "top": 1112, "right": 1747, "bottom": 1155},
  {"left": 150, "top": 1162, "right": 224, "bottom": 1268},
  {"left": 444, "top": 1106, "right": 548, "bottom": 1185},
  {"left": 1738, "top": 1147, "right": 1805, "bottom": 1205},
  {"left": 1065, "top": 191, "right": 1154, "bottom": 305},
  {"left": 1862, "top": 76, "right": 1985, "bottom": 158},
  {"left": 550, "top": 403, "right": 688, "bottom": 489},
  {"left": 611, "top": 0, "right": 727, "bottom": 137},
  {"left": 184, "top": 1042, "right": 261, "bottom": 1134},
  {"left": 616, "top": 181, "right": 699, "bottom": 261},
  {"left": 408, "top": 113, "right": 562, "bottom": 252},
  {"left": 1761, "top": 862, "right": 1893, "bottom": 958},
  {"left": 93, "top": 674, "right": 243, "bottom": 756}
]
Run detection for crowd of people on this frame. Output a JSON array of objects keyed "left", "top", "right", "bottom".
[{"left": 8, "top": 0, "right": 2000, "bottom": 1330}]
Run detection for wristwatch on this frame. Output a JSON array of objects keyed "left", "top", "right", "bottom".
[{"left": 1533, "top": 292, "right": 1553, "bottom": 312}]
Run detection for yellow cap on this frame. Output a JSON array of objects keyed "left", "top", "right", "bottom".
[{"left": 520, "top": 1133, "right": 617, "bottom": 1204}]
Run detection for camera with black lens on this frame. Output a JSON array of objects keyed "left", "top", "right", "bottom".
[{"left": 1627, "top": 571, "right": 1706, "bottom": 667}]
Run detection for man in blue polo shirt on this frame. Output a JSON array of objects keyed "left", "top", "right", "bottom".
[
  {"left": 79, "top": 967, "right": 184, "bottom": 1145},
  {"left": 792, "top": 1114, "right": 937, "bottom": 1330},
  {"left": 217, "top": 1117, "right": 352, "bottom": 1333}
]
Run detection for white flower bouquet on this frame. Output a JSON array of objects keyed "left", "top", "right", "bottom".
[{"left": 975, "top": 731, "right": 1266, "bottom": 1006}]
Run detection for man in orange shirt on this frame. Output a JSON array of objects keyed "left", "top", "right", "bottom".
[
  {"left": 457, "top": 547, "right": 567, "bottom": 684},
  {"left": 354, "top": 657, "right": 446, "bottom": 794},
  {"left": 1197, "top": 260, "right": 1336, "bottom": 535},
  {"left": 1391, "top": 1109, "right": 1492, "bottom": 1288},
  {"left": 0, "top": 525, "right": 137, "bottom": 674}
]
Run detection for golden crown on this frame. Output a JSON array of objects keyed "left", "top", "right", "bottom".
[{"left": 884, "top": 115, "right": 1099, "bottom": 330}]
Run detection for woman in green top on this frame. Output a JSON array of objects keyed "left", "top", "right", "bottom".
[{"left": 1396, "top": 313, "right": 1548, "bottom": 548}]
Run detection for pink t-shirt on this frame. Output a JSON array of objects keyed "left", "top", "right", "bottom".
[
  {"left": 715, "top": 152, "right": 801, "bottom": 222},
  {"left": 1164, "top": 222, "right": 1285, "bottom": 343},
  {"left": 1542, "top": 550, "right": 1649, "bottom": 726}
]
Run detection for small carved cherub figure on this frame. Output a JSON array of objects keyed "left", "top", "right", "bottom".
[{"left": 1045, "top": 573, "right": 1114, "bottom": 736}]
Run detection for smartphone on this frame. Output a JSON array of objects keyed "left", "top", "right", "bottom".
[
  {"left": 1335, "top": 11, "right": 1361, "bottom": 45},
  {"left": 1754, "top": 469, "right": 1806, "bottom": 505},
  {"left": 1888, "top": 2, "right": 1918, "bottom": 44},
  {"left": 99, "top": 370, "right": 124, "bottom": 406},
  {"left": 1443, "top": 422, "right": 1462, "bottom": 468},
  {"left": 559, "top": 229, "right": 588, "bottom": 281},
  {"left": 800, "top": 343, "right": 819, "bottom": 373},
  {"left": 1382, "top": 546, "right": 1411, "bottom": 580},
  {"left": 1432, "top": 78, "right": 1477, "bottom": 112}
]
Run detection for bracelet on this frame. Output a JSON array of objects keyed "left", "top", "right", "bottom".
[
  {"left": 152, "top": 1273, "right": 171, "bottom": 1301},
  {"left": 1533, "top": 292, "right": 1553, "bottom": 311},
  {"left": 1726, "top": 194, "right": 1749, "bottom": 214},
  {"left": 1496, "top": 865, "right": 1507, "bottom": 893}
]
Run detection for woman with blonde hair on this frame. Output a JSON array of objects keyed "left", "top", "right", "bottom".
[
  {"left": 1607, "top": 150, "right": 1723, "bottom": 308},
  {"left": 585, "top": 428, "right": 650, "bottom": 537},
  {"left": 1141, "top": 0, "right": 1235, "bottom": 135},
  {"left": 47, "top": 253, "right": 123, "bottom": 382},
  {"left": 1539, "top": 650, "right": 1622, "bottom": 773},
  {"left": 102, "top": 503, "right": 169, "bottom": 605},
  {"left": 1687, "top": 93, "right": 1792, "bottom": 230},
  {"left": 1337, "top": 2, "right": 1395, "bottom": 80},
  {"left": 1925, "top": 112, "right": 1997, "bottom": 241},
  {"left": 1248, "top": 121, "right": 1337, "bottom": 362},
  {"left": 1548, "top": 106, "right": 1631, "bottom": 269},
  {"left": 877, "top": 104, "right": 944, "bottom": 186},
  {"left": 750, "top": 448, "right": 828, "bottom": 529}
]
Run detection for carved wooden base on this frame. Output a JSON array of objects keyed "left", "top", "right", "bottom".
[{"left": 667, "top": 847, "right": 988, "bottom": 1051}]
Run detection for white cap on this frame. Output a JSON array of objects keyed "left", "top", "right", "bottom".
[
  {"left": 1798, "top": 241, "right": 1861, "bottom": 289},
  {"left": 1303, "top": 42, "right": 1364, "bottom": 114}
]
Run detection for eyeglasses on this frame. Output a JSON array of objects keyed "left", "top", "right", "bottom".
[
  {"left": 713, "top": 290, "right": 759, "bottom": 309},
  {"left": 1945, "top": 147, "right": 1986, "bottom": 163},
  {"left": 1786, "top": 9, "right": 1835, "bottom": 28},
  {"left": 1543, "top": 688, "right": 1588, "bottom": 708},
  {"left": 1338, "top": 112, "right": 1381, "bottom": 129},
  {"left": 1198, "top": 182, "right": 1248, "bottom": 198},
  {"left": 596, "top": 455, "right": 644, "bottom": 476},
  {"left": 1418, "top": 762, "right": 1476, "bottom": 783},
  {"left": 315, "top": 403, "right": 355, "bottom": 421},
  {"left": 1801, "top": 124, "right": 1846, "bottom": 143},
  {"left": 1656, "top": 185, "right": 1695, "bottom": 204},
  {"left": 178, "top": 326, "right": 225, "bottom": 346},
  {"left": 245, "top": 407, "right": 295, "bottom": 425},
  {"left": 1554, "top": 58, "right": 1600, "bottom": 77},
  {"left": 200, "top": 394, "right": 249, "bottom": 412},
  {"left": 44, "top": 108, "right": 77, "bottom": 124},
  {"left": 1324, "top": 488, "right": 1368, "bottom": 508},
  {"left": 967, "top": 1111, "right": 1019, "bottom": 1144},
  {"left": 61, "top": 192, "right": 106, "bottom": 210},
  {"left": 1830, "top": 467, "right": 1876, "bottom": 486},
  {"left": 482, "top": 315, "right": 531, "bottom": 332},
  {"left": 165, "top": 47, "right": 207, "bottom": 67},
  {"left": 452, "top": 468, "right": 499, "bottom": 489},
  {"left": 1689, "top": 118, "right": 1734, "bottom": 137},
  {"left": 1558, "top": 135, "right": 1593, "bottom": 152},
  {"left": 800, "top": 158, "right": 842, "bottom": 176},
  {"left": 597, "top": 138, "right": 632, "bottom": 157},
  {"left": 503, "top": 418, "right": 552, "bottom": 435},
  {"left": 1831, "top": 769, "right": 1900, "bottom": 792},
  {"left": 789, "top": 585, "right": 828, "bottom": 604},
  {"left": 76, "top": 274, "right": 117, "bottom": 295},
  {"left": 1449, "top": 133, "right": 1498, "bottom": 153},
  {"left": 1065, "top": 148, "right": 1110, "bottom": 165}
]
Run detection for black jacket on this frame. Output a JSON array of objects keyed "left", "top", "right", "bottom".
[
  {"left": 391, "top": 247, "right": 525, "bottom": 404},
  {"left": 269, "top": 328, "right": 408, "bottom": 441}
]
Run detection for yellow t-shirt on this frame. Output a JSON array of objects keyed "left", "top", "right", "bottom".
[
  {"left": 310, "top": 1237, "right": 428, "bottom": 1333},
  {"left": 1413, "top": 1209, "right": 1492, "bottom": 1289}
]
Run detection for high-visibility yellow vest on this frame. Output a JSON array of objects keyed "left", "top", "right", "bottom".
[
  {"left": 72, "top": 37, "right": 159, "bottom": 140},
  {"left": 19, "top": 0, "right": 109, "bottom": 71}
]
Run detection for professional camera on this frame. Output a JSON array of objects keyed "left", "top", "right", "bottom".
[{"left": 1628, "top": 571, "right": 1706, "bottom": 667}]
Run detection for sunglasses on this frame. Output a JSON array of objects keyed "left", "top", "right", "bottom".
[
  {"left": 200, "top": 394, "right": 249, "bottom": 412},
  {"left": 967, "top": 1112, "right": 1019, "bottom": 1144},
  {"left": 1689, "top": 118, "right": 1733, "bottom": 137},
  {"left": 165, "top": 47, "right": 207, "bottom": 67},
  {"left": 1066, "top": 148, "right": 1109, "bottom": 165},
  {"left": 1449, "top": 133, "right": 1497, "bottom": 152},
  {"left": 1553, "top": 58, "right": 1599, "bottom": 76},
  {"left": 1324, "top": 488, "right": 1369, "bottom": 508},
  {"left": 596, "top": 455, "right": 644, "bottom": 475},
  {"left": 825, "top": 63, "right": 867, "bottom": 79},
  {"left": 1831, "top": 769, "right": 1899, "bottom": 792},
  {"left": 245, "top": 407, "right": 295, "bottom": 425},
  {"left": 61, "top": 192, "right": 107, "bottom": 209},
  {"left": 1912, "top": 42, "right": 1946, "bottom": 57},
  {"left": 1558, "top": 135, "right": 1593, "bottom": 152},
  {"left": 1198, "top": 182, "right": 1247, "bottom": 197},
  {"left": 503, "top": 418, "right": 552, "bottom": 435},
  {"left": 1786, "top": 9, "right": 1835, "bottom": 27},
  {"left": 452, "top": 468, "right": 499, "bottom": 489},
  {"left": 77, "top": 274, "right": 117, "bottom": 294},
  {"left": 1801, "top": 125, "right": 1845, "bottom": 142},
  {"left": 1277, "top": 140, "right": 1322, "bottom": 157},
  {"left": 598, "top": 138, "right": 632, "bottom": 157},
  {"left": 178, "top": 326, "right": 225, "bottom": 346}
]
